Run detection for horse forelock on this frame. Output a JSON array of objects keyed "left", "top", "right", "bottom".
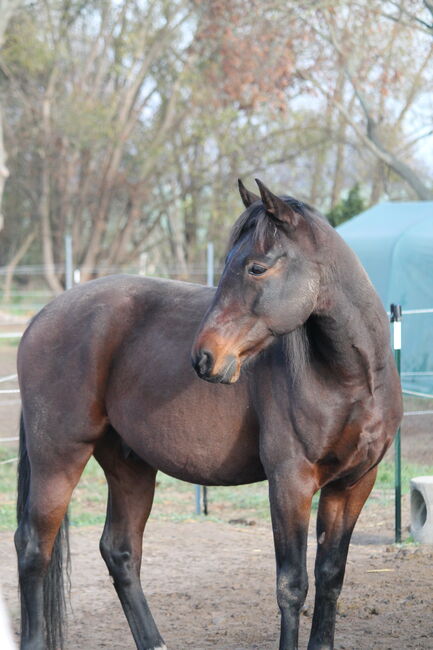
[
  {"left": 228, "top": 203, "right": 271, "bottom": 253},
  {"left": 228, "top": 197, "right": 319, "bottom": 254}
]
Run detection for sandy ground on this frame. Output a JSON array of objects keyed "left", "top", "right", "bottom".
[
  {"left": 1, "top": 518, "right": 433, "bottom": 650},
  {"left": 1, "top": 343, "right": 433, "bottom": 649}
]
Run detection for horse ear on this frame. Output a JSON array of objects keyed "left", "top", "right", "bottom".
[
  {"left": 238, "top": 179, "right": 260, "bottom": 208},
  {"left": 255, "top": 178, "right": 300, "bottom": 228}
]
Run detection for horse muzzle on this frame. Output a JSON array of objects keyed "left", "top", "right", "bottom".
[{"left": 191, "top": 349, "right": 239, "bottom": 384}]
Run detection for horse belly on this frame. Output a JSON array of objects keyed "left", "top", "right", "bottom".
[{"left": 107, "top": 374, "right": 265, "bottom": 486}]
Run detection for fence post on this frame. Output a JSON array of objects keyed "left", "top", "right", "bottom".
[
  {"left": 195, "top": 485, "right": 201, "bottom": 516},
  {"left": 390, "top": 303, "right": 402, "bottom": 543},
  {"left": 206, "top": 242, "right": 214, "bottom": 287},
  {"left": 195, "top": 243, "right": 215, "bottom": 515},
  {"left": 65, "top": 235, "right": 73, "bottom": 290}
]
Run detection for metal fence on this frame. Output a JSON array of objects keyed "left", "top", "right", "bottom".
[{"left": 1, "top": 302, "right": 432, "bottom": 527}]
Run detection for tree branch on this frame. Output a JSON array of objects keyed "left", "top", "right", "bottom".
[{"left": 301, "top": 71, "right": 433, "bottom": 199}]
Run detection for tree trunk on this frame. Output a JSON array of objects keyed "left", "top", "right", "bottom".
[
  {"left": 40, "top": 71, "right": 64, "bottom": 295},
  {"left": 305, "top": 73, "right": 433, "bottom": 201},
  {"left": 304, "top": 11, "right": 433, "bottom": 201},
  {"left": 369, "top": 160, "right": 385, "bottom": 205},
  {"left": 0, "top": 0, "right": 23, "bottom": 231},
  {"left": 166, "top": 178, "right": 189, "bottom": 280},
  {"left": 309, "top": 97, "right": 333, "bottom": 205},
  {"left": 2, "top": 230, "right": 36, "bottom": 302},
  {"left": 0, "top": 105, "right": 9, "bottom": 231},
  {"left": 366, "top": 117, "right": 433, "bottom": 200},
  {"left": 330, "top": 77, "right": 352, "bottom": 209}
]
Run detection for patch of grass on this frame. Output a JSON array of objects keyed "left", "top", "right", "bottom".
[
  {"left": 68, "top": 457, "right": 107, "bottom": 527},
  {"left": 0, "top": 446, "right": 18, "bottom": 530},
  {"left": 375, "top": 460, "right": 433, "bottom": 495},
  {"left": 69, "top": 511, "right": 106, "bottom": 527},
  {"left": 0, "top": 505, "right": 17, "bottom": 529},
  {"left": 0, "top": 337, "right": 20, "bottom": 348},
  {"left": 1, "top": 450, "right": 432, "bottom": 531},
  {"left": 403, "top": 394, "right": 433, "bottom": 411}
]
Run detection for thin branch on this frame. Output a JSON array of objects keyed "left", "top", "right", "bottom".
[
  {"left": 384, "top": 0, "right": 432, "bottom": 32},
  {"left": 301, "top": 71, "right": 433, "bottom": 199}
]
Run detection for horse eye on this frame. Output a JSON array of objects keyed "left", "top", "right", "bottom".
[{"left": 248, "top": 263, "right": 268, "bottom": 276}]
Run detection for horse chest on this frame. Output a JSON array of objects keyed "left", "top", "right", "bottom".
[
  {"left": 315, "top": 416, "right": 388, "bottom": 487},
  {"left": 257, "top": 381, "right": 390, "bottom": 486}
]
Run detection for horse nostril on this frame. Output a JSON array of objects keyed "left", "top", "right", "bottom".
[
  {"left": 199, "top": 350, "right": 213, "bottom": 375},
  {"left": 193, "top": 349, "right": 214, "bottom": 377}
]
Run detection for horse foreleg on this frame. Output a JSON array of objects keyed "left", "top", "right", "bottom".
[
  {"left": 307, "top": 467, "right": 378, "bottom": 650},
  {"left": 94, "top": 438, "right": 165, "bottom": 650},
  {"left": 267, "top": 463, "right": 316, "bottom": 650}
]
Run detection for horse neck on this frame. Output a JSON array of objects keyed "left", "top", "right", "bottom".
[{"left": 308, "top": 237, "right": 390, "bottom": 393}]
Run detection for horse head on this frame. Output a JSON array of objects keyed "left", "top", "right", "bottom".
[{"left": 192, "top": 179, "right": 323, "bottom": 384}]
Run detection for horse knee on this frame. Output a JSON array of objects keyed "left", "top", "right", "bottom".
[
  {"left": 276, "top": 571, "right": 308, "bottom": 612},
  {"left": 100, "top": 537, "right": 137, "bottom": 586}
]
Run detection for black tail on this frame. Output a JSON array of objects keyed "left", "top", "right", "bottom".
[{"left": 17, "top": 411, "right": 70, "bottom": 650}]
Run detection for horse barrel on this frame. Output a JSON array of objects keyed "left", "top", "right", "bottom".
[{"left": 410, "top": 476, "right": 433, "bottom": 543}]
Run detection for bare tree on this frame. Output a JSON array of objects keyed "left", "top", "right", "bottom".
[
  {"left": 197, "top": 0, "right": 433, "bottom": 203},
  {"left": 0, "top": 0, "right": 23, "bottom": 231},
  {"left": 302, "top": 5, "right": 433, "bottom": 199},
  {"left": 2, "top": 0, "right": 433, "bottom": 298},
  {"left": 2, "top": 0, "right": 196, "bottom": 288}
]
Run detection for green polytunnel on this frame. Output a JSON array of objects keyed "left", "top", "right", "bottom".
[{"left": 336, "top": 201, "right": 433, "bottom": 397}]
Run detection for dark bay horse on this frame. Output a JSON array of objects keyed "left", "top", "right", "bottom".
[{"left": 15, "top": 179, "right": 402, "bottom": 650}]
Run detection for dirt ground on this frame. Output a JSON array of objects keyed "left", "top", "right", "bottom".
[
  {"left": 1, "top": 341, "right": 433, "bottom": 649},
  {"left": 1, "top": 517, "right": 433, "bottom": 650}
]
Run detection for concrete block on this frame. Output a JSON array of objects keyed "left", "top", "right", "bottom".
[{"left": 410, "top": 476, "right": 433, "bottom": 544}]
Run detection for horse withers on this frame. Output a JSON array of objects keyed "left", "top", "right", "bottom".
[{"left": 15, "top": 179, "right": 402, "bottom": 650}]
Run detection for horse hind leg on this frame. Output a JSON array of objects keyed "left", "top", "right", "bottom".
[
  {"left": 307, "top": 467, "right": 378, "bottom": 650},
  {"left": 94, "top": 431, "right": 166, "bottom": 650},
  {"left": 15, "top": 413, "right": 96, "bottom": 650}
]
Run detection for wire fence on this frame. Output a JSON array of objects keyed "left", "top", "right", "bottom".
[
  {"left": 1, "top": 304, "right": 433, "bottom": 463},
  {"left": 0, "top": 374, "right": 17, "bottom": 383},
  {"left": 0, "top": 456, "right": 18, "bottom": 465}
]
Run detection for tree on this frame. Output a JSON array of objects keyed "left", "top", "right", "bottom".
[
  {"left": 196, "top": 1, "right": 433, "bottom": 205},
  {"left": 327, "top": 184, "right": 365, "bottom": 227},
  {"left": 300, "top": 2, "right": 433, "bottom": 200},
  {"left": 1, "top": 0, "right": 197, "bottom": 289},
  {"left": 0, "top": 0, "right": 23, "bottom": 232},
  {"left": 2, "top": 0, "right": 433, "bottom": 297}
]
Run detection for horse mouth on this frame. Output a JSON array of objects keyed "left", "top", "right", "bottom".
[
  {"left": 238, "top": 333, "right": 274, "bottom": 363},
  {"left": 215, "top": 335, "right": 274, "bottom": 385},
  {"left": 219, "top": 356, "right": 239, "bottom": 383},
  {"left": 205, "top": 356, "right": 240, "bottom": 385}
]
